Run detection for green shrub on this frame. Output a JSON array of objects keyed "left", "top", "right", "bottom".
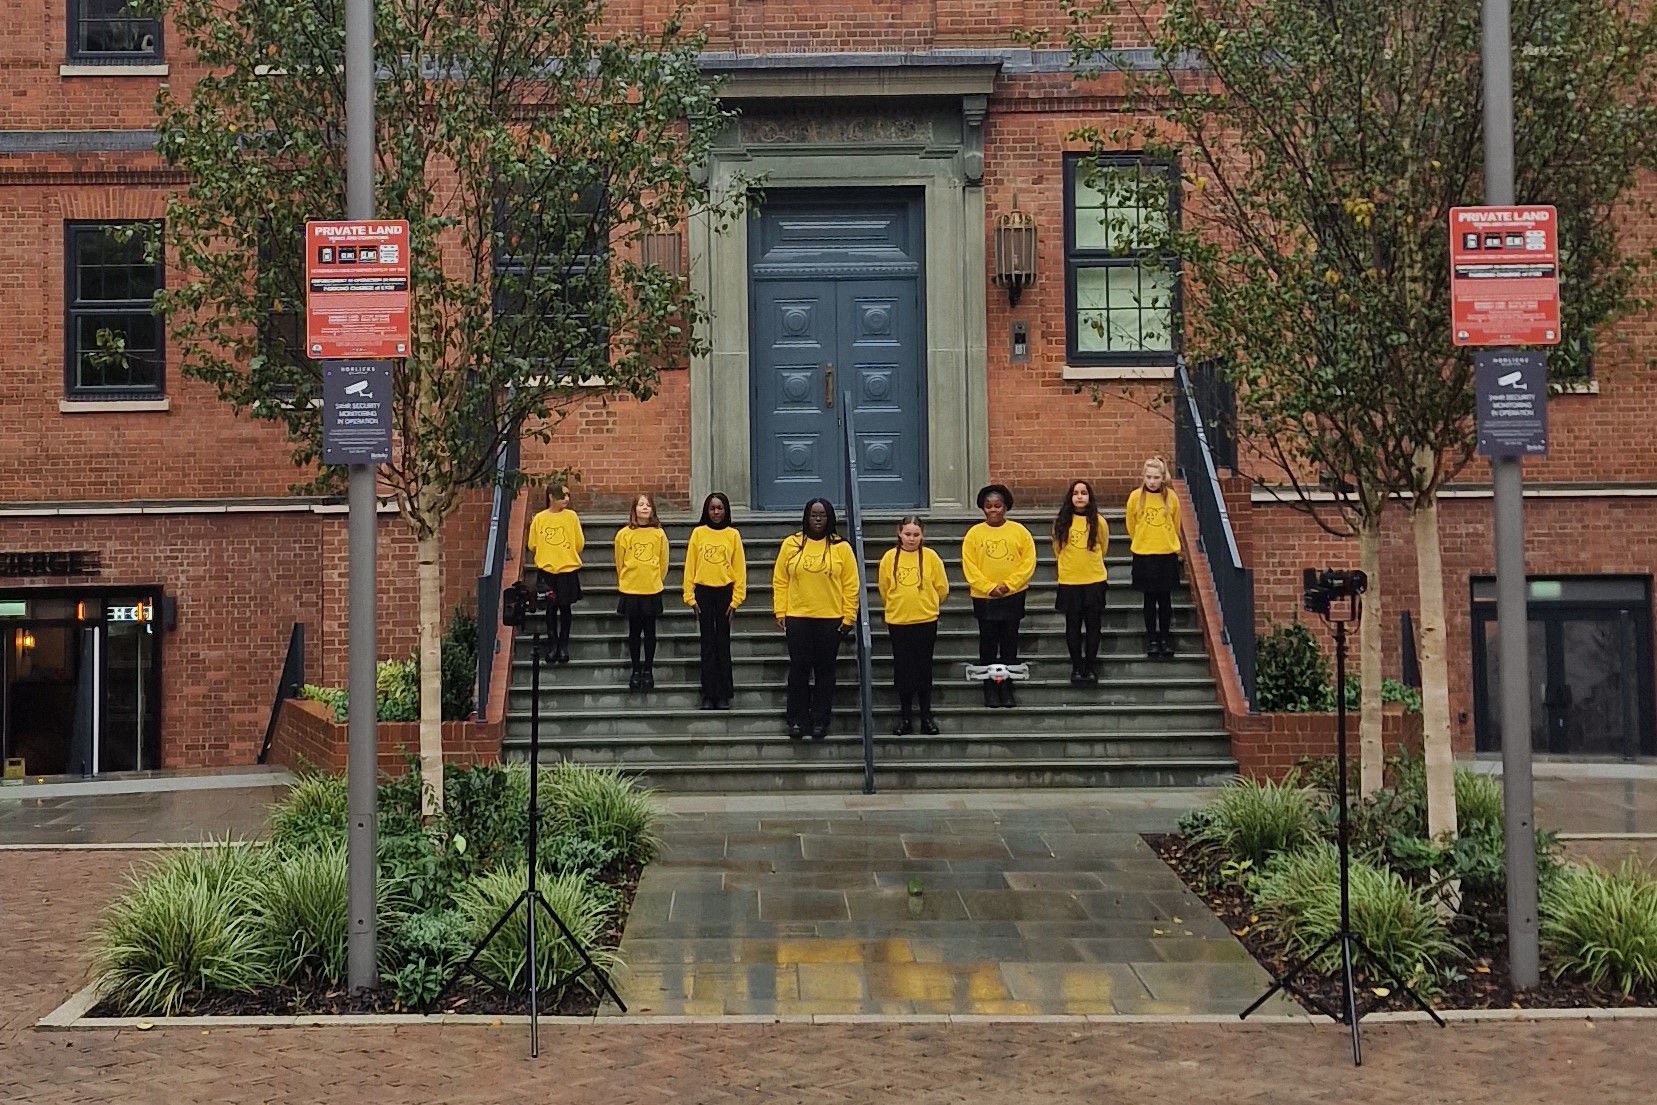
[
  {"left": 1541, "top": 861, "right": 1657, "bottom": 996},
  {"left": 441, "top": 763, "right": 529, "bottom": 872},
  {"left": 543, "top": 763, "right": 662, "bottom": 866},
  {"left": 268, "top": 772, "right": 349, "bottom": 851},
  {"left": 256, "top": 844, "right": 350, "bottom": 985},
  {"left": 1454, "top": 770, "right": 1506, "bottom": 835},
  {"left": 376, "top": 658, "right": 420, "bottom": 722},
  {"left": 1191, "top": 775, "right": 1320, "bottom": 867},
  {"left": 441, "top": 609, "right": 479, "bottom": 722},
  {"left": 454, "top": 865, "right": 622, "bottom": 994},
  {"left": 1252, "top": 840, "right": 1459, "bottom": 990},
  {"left": 1255, "top": 621, "right": 1334, "bottom": 712},
  {"left": 301, "top": 684, "right": 350, "bottom": 723},
  {"left": 382, "top": 908, "right": 473, "bottom": 1009},
  {"left": 94, "top": 844, "right": 276, "bottom": 1015}
]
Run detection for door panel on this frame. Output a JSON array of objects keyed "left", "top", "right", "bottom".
[{"left": 750, "top": 194, "right": 926, "bottom": 511}]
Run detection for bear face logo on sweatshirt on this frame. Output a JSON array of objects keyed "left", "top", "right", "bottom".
[
  {"left": 626, "top": 537, "right": 661, "bottom": 566},
  {"left": 980, "top": 536, "right": 1016, "bottom": 561},
  {"left": 894, "top": 561, "right": 921, "bottom": 587},
  {"left": 699, "top": 542, "right": 732, "bottom": 566}
]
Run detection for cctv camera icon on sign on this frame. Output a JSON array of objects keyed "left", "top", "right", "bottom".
[
  {"left": 1496, "top": 371, "right": 1528, "bottom": 391},
  {"left": 345, "top": 380, "right": 370, "bottom": 396}
]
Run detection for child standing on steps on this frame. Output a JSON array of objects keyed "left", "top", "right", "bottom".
[
  {"left": 962, "top": 484, "right": 1037, "bottom": 709},
  {"left": 526, "top": 482, "right": 584, "bottom": 663},
  {"left": 878, "top": 516, "right": 949, "bottom": 735},
  {"left": 1125, "top": 457, "right": 1183, "bottom": 660},
  {"left": 614, "top": 493, "right": 669, "bottom": 692},
  {"left": 683, "top": 492, "right": 746, "bottom": 711},
  {"left": 1053, "top": 479, "right": 1109, "bottom": 686},
  {"left": 773, "top": 498, "right": 860, "bottom": 740}
]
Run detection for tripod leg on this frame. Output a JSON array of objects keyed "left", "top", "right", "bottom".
[
  {"left": 532, "top": 891, "right": 629, "bottom": 1013},
  {"left": 1241, "top": 931, "right": 1344, "bottom": 1022},
  {"left": 1349, "top": 933, "right": 1447, "bottom": 1027},
  {"left": 1340, "top": 934, "right": 1362, "bottom": 1066},
  {"left": 423, "top": 889, "right": 531, "bottom": 1015}
]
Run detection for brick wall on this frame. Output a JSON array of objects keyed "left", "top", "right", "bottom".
[
  {"left": 266, "top": 697, "right": 501, "bottom": 776},
  {"left": 1231, "top": 707, "right": 1425, "bottom": 782}
]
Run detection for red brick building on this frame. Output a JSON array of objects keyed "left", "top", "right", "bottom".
[{"left": 3, "top": 2, "right": 1651, "bottom": 776}]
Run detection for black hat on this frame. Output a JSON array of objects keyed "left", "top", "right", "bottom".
[{"left": 976, "top": 484, "right": 1014, "bottom": 510}]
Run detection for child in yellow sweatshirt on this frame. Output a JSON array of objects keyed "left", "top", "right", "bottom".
[
  {"left": 961, "top": 483, "right": 1037, "bottom": 708},
  {"left": 614, "top": 493, "right": 670, "bottom": 692},
  {"left": 683, "top": 492, "right": 746, "bottom": 711},
  {"left": 772, "top": 497, "right": 860, "bottom": 740},
  {"left": 526, "top": 482, "right": 584, "bottom": 663},
  {"left": 1125, "top": 456, "right": 1183, "bottom": 659},
  {"left": 878, "top": 515, "right": 949, "bottom": 735},
  {"left": 1052, "top": 479, "right": 1109, "bottom": 686}
]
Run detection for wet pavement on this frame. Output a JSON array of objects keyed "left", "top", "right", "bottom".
[
  {"left": 0, "top": 771, "right": 289, "bottom": 846},
  {"left": 613, "top": 790, "right": 1298, "bottom": 1017}
]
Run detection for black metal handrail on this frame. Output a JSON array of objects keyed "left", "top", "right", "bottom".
[
  {"left": 257, "top": 623, "right": 307, "bottom": 764},
  {"left": 841, "top": 390, "right": 877, "bottom": 794},
  {"left": 475, "top": 433, "right": 522, "bottom": 722},
  {"left": 1174, "top": 357, "right": 1257, "bottom": 708}
]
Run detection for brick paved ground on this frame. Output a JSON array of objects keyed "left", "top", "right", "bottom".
[{"left": 4, "top": 851, "right": 1650, "bottom": 1105}]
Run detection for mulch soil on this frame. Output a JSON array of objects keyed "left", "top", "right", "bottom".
[
  {"left": 1147, "top": 833, "right": 1657, "bottom": 1014},
  {"left": 87, "top": 861, "right": 643, "bottom": 1019}
]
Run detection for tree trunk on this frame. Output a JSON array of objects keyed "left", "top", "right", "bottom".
[
  {"left": 1357, "top": 514, "right": 1385, "bottom": 797},
  {"left": 418, "top": 529, "right": 445, "bottom": 816},
  {"left": 1411, "top": 493, "right": 1458, "bottom": 843}
]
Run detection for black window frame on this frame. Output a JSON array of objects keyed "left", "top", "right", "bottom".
[
  {"left": 64, "top": 220, "right": 166, "bottom": 399},
  {"left": 255, "top": 222, "right": 313, "bottom": 403},
  {"left": 67, "top": 0, "right": 164, "bottom": 64},
  {"left": 490, "top": 181, "right": 613, "bottom": 378},
  {"left": 1063, "top": 152, "right": 1182, "bottom": 367}
]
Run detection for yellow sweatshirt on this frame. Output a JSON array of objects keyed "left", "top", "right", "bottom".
[
  {"left": 613, "top": 526, "right": 669, "bottom": 596},
  {"left": 961, "top": 520, "right": 1037, "bottom": 600},
  {"left": 772, "top": 534, "right": 860, "bottom": 625},
  {"left": 878, "top": 546, "right": 950, "bottom": 625},
  {"left": 1125, "top": 488, "right": 1183, "bottom": 556},
  {"left": 1053, "top": 516, "right": 1109, "bottom": 586},
  {"left": 682, "top": 526, "right": 747, "bottom": 608},
  {"left": 527, "top": 508, "right": 585, "bottom": 574}
]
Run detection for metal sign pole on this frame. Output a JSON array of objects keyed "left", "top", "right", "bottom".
[
  {"left": 344, "top": 0, "right": 380, "bottom": 993},
  {"left": 1481, "top": 0, "right": 1540, "bottom": 990},
  {"left": 841, "top": 391, "right": 877, "bottom": 794}
]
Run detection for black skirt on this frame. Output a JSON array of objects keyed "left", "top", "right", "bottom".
[
  {"left": 538, "top": 568, "right": 583, "bottom": 606},
  {"left": 1130, "top": 553, "right": 1181, "bottom": 593},
  {"left": 972, "top": 589, "right": 1028, "bottom": 623},
  {"left": 1055, "top": 581, "right": 1108, "bottom": 615},
  {"left": 615, "top": 592, "right": 664, "bottom": 618}
]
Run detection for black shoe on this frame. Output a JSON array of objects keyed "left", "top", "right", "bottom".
[
  {"left": 643, "top": 667, "right": 655, "bottom": 690},
  {"left": 1069, "top": 667, "right": 1085, "bottom": 687},
  {"left": 892, "top": 717, "right": 914, "bottom": 736},
  {"left": 1000, "top": 682, "right": 1017, "bottom": 709},
  {"left": 810, "top": 725, "right": 830, "bottom": 740},
  {"left": 629, "top": 667, "right": 643, "bottom": 691},
  {"left": 1144, "top": 638, "right": 1158, "bottom": 660},
  {"left": 714, "top": 697, "right": 731, "bottom": 711},
  {"left": 555, "top": 648, "right": 571, "bottom": 664},
  {"left": 1160, "top": 636, "right": 1177, "bottom": 659},
  {"left": 699, "top": 696, "right": 714, "bottom": 711},
  {"left": 1083, "top": 664, "right": 1100, "bottom": 685},
  {"left": 920, "top": 716, "right": 940, "bottom": 735},
  {"left": 983, "top": 682, "right": 998, "bottom": 708},
  {"left": 788, "top": 723, "right": 805, "bottom": 740}
]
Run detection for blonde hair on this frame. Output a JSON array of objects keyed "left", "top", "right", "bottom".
[{"left": 1142, "top": 456, "right": 1171, "bottom": 497}]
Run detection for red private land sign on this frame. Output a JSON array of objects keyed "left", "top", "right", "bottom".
[
  {"left": 1449, "top": 205, "right": 1561, "bottom": 347},
  {"left": 305, "top": 220, "right": 412, "bottom": 359}
]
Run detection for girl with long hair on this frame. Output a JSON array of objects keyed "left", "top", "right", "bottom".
[
  {"left": 614, "top": 493, "right": 669, "bottom": 691},
  {"left": 1125, "top": 457, "right": 1183, "bottom": 659},
  {"left": 525, "top": 482, "right": 584, "bottom": 663},
  {"left": 877, "top": 516, "right": 949, "bottom": 734},
  {"left": 1052, "top": 479, "right": 1109, "bottom": 685},
  {"left": 772, "top": 497, "right": 859, "bottom": 739},
  {"left": 683, "top": 492, "right": 746, "bottom": 710}
]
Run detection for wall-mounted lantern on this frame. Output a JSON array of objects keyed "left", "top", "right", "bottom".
[
  {"left": 642, "top": 232, "right": 683, "bottom": 277},
  {"left": 992, "top": 207, "right": 1037, "bottom": 306}
]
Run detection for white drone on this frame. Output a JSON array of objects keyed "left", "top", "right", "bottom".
[{"left": 963, "top": 663, "right": 1031, "bottom": 683}]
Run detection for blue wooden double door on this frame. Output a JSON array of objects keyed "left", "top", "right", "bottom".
[{"left": 749, "top": 192, "right": 927, "bottom": 511}]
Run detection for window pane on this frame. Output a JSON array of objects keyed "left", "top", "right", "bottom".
[
  {"left": 75, "top": 312, "right": 159, "bottom": 391},
  {"left": 1073, "top": 161, "right": 1170, "bottom": 252},
  {"left": 1073, "top": 264, "right": 1174, "bottom": 354},
  {"left": 77, "top": 2, "right": 161, "bottom": 57}
]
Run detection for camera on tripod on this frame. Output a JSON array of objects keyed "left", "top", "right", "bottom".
[
  {"left": 501, "top": 580, "right": 549, "bottom": 628},
  {"left": 1302, "top": 567, "right": 1368, "bottom": 617}
]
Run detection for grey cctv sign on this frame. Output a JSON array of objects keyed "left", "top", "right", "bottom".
[
  {"left": 322, "top": 360, "right": 393, "bottom": 465},
  {"left": 1475, "top": 350, "right": 1549, "bottom": 457}
]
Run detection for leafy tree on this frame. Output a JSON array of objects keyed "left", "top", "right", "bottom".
[
  {"left": 142, "top": 0, "right": 744, "bottom": 811},
  {"left": 1042, "top": 0, "right": 1657, "bottom": 829}
]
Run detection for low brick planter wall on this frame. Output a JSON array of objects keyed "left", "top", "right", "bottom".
[
  {"left": 1230, "top": 706, "right": 1424, "bottom": 781},
  {"left": 267, "top": 698, "right": 501, "bottom": 776}
]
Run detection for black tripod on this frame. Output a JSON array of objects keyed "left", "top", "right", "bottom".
[
  {"left": 427, "top": 622, "right": 626, "bottom": 1057},
  {"left": 1239, "top": 586, "right": 1443, "bottom": 1066}
]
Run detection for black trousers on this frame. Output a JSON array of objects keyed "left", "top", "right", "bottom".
[
  {"left": 785, "top": 617, "right": 842, "bottom": 729},
  {"left": 545, "top": 604, "right": 573, "bottom": 651},
  {"left": 695, "top": 584, "right": 735, "bottom": 701},
  {"left": 627, "top": 616, "right": 657, "bottom": 667},
  {"left": 888, "top": 621, "right": 938, "bottom": 720},
  {"left": 1064, "top": 609, "right": 1102, "bottom": 669},
  {"left": 1143, "top": 592, "right": 1173, "bottom": 638},
  {"left": 977, "top": 616, "right": 1021, "bottom": 665}
]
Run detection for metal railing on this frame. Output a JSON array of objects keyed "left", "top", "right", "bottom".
[
  {"left": 257, "top": 623, "right": 307, "bottom": 764},
  {"left": 1174, "top": 357, "right": 1257, "bottom": 707},
  {"left": 475, "top": 433, "right": 522, "bottom": 722},
  {"left": 841, "top": 390, "right": 878, "bottom": 794}
]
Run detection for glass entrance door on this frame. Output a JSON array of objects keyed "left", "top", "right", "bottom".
[{"left": 1473, "top": 578, "right": 1655, "bottom": 758}]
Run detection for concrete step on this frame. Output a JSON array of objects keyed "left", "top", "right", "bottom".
[
  {"left": 529, "top": 626, "right": 1208, "bottom": 660},
  {"left": 513, "top": 655, "right": 1215, "bottom": 685},
  {"left": 504, "top": 702, "right": 1225, "bottom": 738},
  {"left": 507, "top": 731, "right": 1233, "bottom": 763}
]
